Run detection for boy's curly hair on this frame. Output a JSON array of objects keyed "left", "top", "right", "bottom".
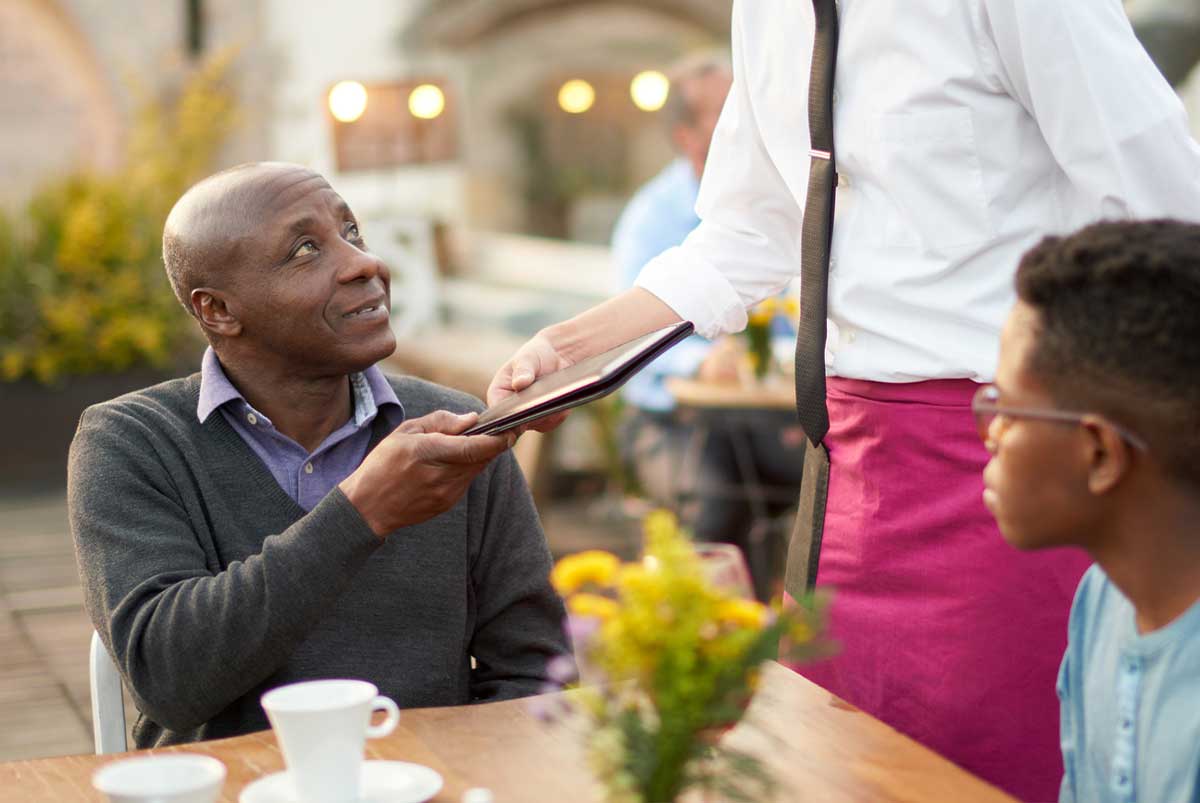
[{"left": 1016, "top": 219, "right": 1200, "bottom": 488}]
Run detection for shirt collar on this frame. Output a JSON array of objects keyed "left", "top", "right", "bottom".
[
  {"left": 197, "top": 347, "right": 244, "bottom": 423},
  {"left": 197, "top": 347, "right": 404, "bottom": 426},
  {"left": 356, "top": 364, "right": 403, "bottom": 426}
]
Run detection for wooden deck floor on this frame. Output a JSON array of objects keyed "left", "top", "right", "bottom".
[
  {"left": 0, "top": 491, "right": 97, "bottom": 760},
  {"left": 0, "top": 488, "right": 640, "bottom": 763}
]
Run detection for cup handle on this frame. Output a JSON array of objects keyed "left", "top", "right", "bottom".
[{"left": 366, "top": 695, "right": 400, "bottom": 738}]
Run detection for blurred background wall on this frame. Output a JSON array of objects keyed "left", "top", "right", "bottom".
[
  {"left": 0, "top": 0, "right": 272, "bottom": 208},
  {"left": 0, "top": 0, "right": 735, "bottom": 238},
  {"left": 4, "top": 0, "right": 1198, "bottom": 238}
]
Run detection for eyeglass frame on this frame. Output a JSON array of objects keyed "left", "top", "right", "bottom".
[{"left": 970, "top": 384, "right": 1149, "bottom": 452}]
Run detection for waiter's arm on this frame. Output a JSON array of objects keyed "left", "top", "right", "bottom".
[
  {"left": 980, "top": 0, "right": 1200, "bottom": 221},
  {"left": 487, "top": 2, "right": 805, "bottom": 407}
]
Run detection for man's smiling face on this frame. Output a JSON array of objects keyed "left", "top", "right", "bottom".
[{"left": 218, "top": 166, "right": 396, "bottom": 377}]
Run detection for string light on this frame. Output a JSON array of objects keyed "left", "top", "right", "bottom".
[
  {"left": 408, "top": 84, "right": 446, "bottom": 120},
  {"left": 558, "top": 79, "right": 596, "bottom": 114},
  {"left": 630, "top": 70, "right": 670, "bottom": 112},
  {"left": 328, "top": 81, "right": 368, "bottom": 123}
]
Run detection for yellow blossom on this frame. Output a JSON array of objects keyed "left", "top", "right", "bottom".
[
  {"left": 783, "top": 297, "right": 800, "bottom": 318},
  {"left": 551, "top": 550, "right": 620, "bottom": 595},
  {"left": 614, "top": 564, "right": 661, "bottom": 599},
  {"left": 715, "top": 598, "right": 768, "bottom": 630},
  {"left": 568, "top": 593, "right": 620, "bottom": 621},
  {"left": 788, "top": 619, "right": 814, "bottom": 644},
  {"left": 642, "top": 510, "right": 678, "bottom": 545}
]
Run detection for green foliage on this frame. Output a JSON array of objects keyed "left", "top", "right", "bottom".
[
  {"left": 582, "top": 395, "right": 644, "bottom": 498},
  {"left": 0, "top": 52, "right": 239, "bottom": 384}
]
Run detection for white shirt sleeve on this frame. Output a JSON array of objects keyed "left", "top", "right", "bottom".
[
  {"left": 634, "top": 2, "right": 806, "bottom": 339},
  {"left": 979, "top": 0, "right": 1200, "bottom": 224}
]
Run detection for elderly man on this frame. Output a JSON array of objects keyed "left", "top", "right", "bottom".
[{"left": 68, "top": 162, "right": 570, "bottom": 748}]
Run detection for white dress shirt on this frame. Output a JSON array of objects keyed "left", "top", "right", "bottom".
[{"left": 636, "top": 0, "right": 1200, "bottom": 383}]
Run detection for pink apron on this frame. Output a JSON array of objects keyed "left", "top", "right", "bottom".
[{"left": 794, "top": 378, "right": 1090, "bottom": 802}]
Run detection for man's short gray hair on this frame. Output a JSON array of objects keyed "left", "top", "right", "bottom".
[{"left": 662, "top": 51, "right": 732, "bottom": 129}]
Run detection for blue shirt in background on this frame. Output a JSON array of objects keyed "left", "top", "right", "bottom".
[
  {"left": 197, "top": 347, "right": 405, "bottom": 511},
  {"left": 611, "top": 159, "right": 713, "bottom": 413},
  {"left": 1058, "top": 564, "right": 1200, "bottom": 803}
]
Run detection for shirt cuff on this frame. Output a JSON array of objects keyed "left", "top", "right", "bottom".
[{"left": 635, "top": 245, "right": 749, "bottom": 339}]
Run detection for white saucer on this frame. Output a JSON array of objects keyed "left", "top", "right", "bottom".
[{"left": 239, "top": 760, "right": 443, "bottom": 803}]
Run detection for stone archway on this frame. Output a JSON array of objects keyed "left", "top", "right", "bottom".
[
  {"left": 0, "top": 0, "right": 122, "bottom": 206},
  {"left": 402, "top": 0, "right": 730, "bottom": 237},
  {"left": 404, "top": 0, "right": 730, "bottom": 49}
]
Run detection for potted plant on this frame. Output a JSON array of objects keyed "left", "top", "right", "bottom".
[{"left": 0, "top": 53, "right": 239, "bottom": 487}]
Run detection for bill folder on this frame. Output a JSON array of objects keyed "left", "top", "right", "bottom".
[{"left": 464, "top": 320, "right": 696, "bottom": 436}]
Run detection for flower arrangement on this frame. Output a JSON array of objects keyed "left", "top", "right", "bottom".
[
  {"left": 743, "top": 296, "right": 799, "bottom": 380},
  {"left": 545, "top": 511, "right": 826, "bottom": 803}
]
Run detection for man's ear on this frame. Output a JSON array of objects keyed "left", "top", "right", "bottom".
[
  {"left": 190, "top": 288, "right": 242, "bottom": 338},
  {"left": 1081, "top": 416, "right": 1133, "bottom": 495}
]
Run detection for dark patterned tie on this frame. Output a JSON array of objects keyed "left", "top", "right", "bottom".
[{"left": 794, "top": 0, "right": 840, "bottom": 446}]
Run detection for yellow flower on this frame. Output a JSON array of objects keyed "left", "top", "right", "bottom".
[
  {"left": 551, "top": 550, "right": 621, "bottom": 595},
  {"left": 715, "top": 598, "right": 768, "bottom": 630},
  {"left": 788, "top": 618, "right": 814, "bottom": 644},
  {"left": 783, "top": 297, "right": 800, "bottom": 318},
  {"left": 642, "top": 510, "right": 678, "bottom": 545},
  {"left": 1, "top": 350, "right": 26, "bottom": 381},
  {"left": 615, "top": 564, "right": 661, "bottom": 599},
  {"left": 568, "top": 593, "right": 620, "bottom": 622}
]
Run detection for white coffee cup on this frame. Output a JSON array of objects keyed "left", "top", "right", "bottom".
[
  {"left": 92, "top": 753, "right": 226, "bottom": 803},
  {"left": 260, "top": 679, "right": 400, "bottom": 803}
]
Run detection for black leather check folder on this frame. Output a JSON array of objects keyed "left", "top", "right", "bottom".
[{"left": 463, "top": 320, "right": 696, "bottom": 436}]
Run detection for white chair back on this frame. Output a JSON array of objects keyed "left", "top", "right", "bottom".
[{"left": 89, "top": 630, "right": 128, "bottom": 754}]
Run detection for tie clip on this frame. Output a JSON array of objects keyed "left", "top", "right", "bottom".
[{"left": 809, "top": 148, "right": 832, "bottom": 161}]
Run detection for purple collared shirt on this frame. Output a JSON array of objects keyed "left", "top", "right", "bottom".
[{"left": 197, "top": 348, "right": 404, "bottom": 511}]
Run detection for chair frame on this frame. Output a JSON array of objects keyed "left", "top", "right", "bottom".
[{"left": 89, "top": 630, "right": 128, "bottom": 754}]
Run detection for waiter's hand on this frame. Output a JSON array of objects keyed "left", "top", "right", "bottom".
[
  {"left": 485, "top": 330, "right": 575, "bottom": 434},
  {"left": 486, "top": 289, "right": 684, "bottom": 433}
]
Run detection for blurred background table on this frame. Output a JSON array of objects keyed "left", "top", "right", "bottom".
[
  {"left": 0, "top": 661, "right": 1017, "bottom": 803},
  {"left": 666, "top": 376, "right": 795, "bottom": 412},
  {"left": 665, "top": 377, "right": 801, "bottom": 600}
]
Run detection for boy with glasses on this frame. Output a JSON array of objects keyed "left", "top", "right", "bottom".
[{"left": 978, "top": 219, "right": 1200, "bottom": 802}]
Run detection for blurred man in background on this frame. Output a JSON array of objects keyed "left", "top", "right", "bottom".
[{"left": 612, "top": 54, "right": 805, "bottom": 600}]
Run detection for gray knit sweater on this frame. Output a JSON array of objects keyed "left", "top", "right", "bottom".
[{"left": 68, "top": 372, "right": 569, "bottom": 748}]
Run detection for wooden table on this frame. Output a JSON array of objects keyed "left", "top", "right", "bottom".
[
  {"left": 0, "top": 663, "right": 1016, "bottom": 802},
  {"left": 666, "top": 376, "right": 796, "bottom": 412}
]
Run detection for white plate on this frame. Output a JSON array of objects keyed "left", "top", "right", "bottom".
[{"left": 239, "top": 760, "right": 443, "bottom": 803}]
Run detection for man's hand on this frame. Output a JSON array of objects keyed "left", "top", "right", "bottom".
[
  {"left": 485, "top": 331, "right": 574, "bottom": 434},
  {"left": 338, "top": 411, "right": 516, "bottom": 537}
]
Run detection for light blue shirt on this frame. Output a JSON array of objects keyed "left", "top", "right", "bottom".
[
  {"left": 1058, "top": 564, "right": 1200, "bottom": 803},
  {"left": 611, "top": 159, "right": 713, "bottom": 413}
]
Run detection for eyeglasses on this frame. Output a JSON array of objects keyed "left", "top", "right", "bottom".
[{"left": 970, "top": 384, "right": 1148, "bottom": 452}]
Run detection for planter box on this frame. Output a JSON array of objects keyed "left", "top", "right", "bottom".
[{"left": 0, "top": 367, "right": 186, "bottom": 492}]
